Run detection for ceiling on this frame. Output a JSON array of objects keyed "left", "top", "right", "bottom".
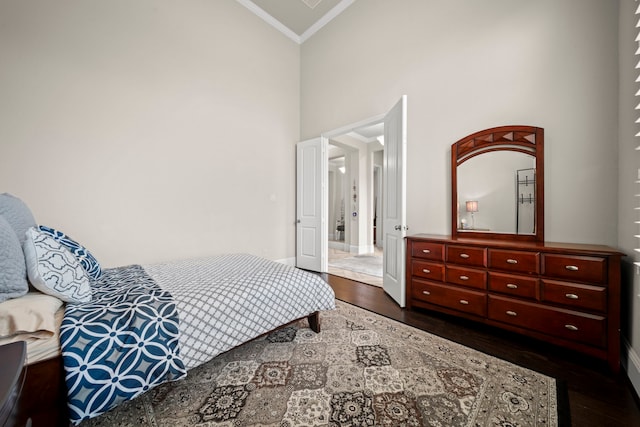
[{"left": 236, "top": 0, "right": 356, "bottom": 44}]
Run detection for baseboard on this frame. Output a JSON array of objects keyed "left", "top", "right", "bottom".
[
  {"left": 327, "top": 242, "right": 375, "bottom": 254},
  {"left": 274, "top": 257, "right": 295, "bottom": 266},
  {"left": 328, "top": 241, "right": 347, "bottom": 250},
  {"left": 622, "top": 338, "right": 640, "bottom": 399},
  {"left": 349, "top": 244, "right": 373, "bottom": 255}
]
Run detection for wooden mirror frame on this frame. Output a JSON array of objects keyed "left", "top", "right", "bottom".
[{"left": 451, "top": 125, "right": 544, "bottom": 242}]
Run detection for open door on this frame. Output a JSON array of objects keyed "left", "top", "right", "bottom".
[
  {"left": 382, "top": 96, "right": 407, "bottom": 307},
  {"left": 296, "top": 138, "right": 328, "bottom": 272}
]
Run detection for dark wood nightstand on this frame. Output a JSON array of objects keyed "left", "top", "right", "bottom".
[{"left": 0, "top": 341, "right": 28, "bottom": 427}]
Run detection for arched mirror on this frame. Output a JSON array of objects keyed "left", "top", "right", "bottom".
[{"left": 451, "top": 125, "right": 544, "bottom": 242}]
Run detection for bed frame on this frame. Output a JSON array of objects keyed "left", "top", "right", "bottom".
[{"left": 14, "top": 312, "right": 321, "bottom": 426}]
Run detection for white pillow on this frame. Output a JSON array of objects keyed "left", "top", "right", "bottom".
[{"left": 23, "top": 227, "right": 92, "bottom": 304}]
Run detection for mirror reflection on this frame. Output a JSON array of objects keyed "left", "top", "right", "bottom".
[{"left": 457, "top": 151, "right": 536, "bottom": 234}]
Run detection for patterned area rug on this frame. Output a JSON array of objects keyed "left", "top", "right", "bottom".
[
  {"left": 81, "top": 300, "right": 566, "bottom": 426},
  {"left": 329, "top": 255, "right": 383, "bottom": 277}
]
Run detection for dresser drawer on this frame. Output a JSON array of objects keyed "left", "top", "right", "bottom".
[
  {"left": 411, "top": 241, "right": 444, "bottom": 261},
  {"left": 446, "top": 265, "right": 486, "bottom": 290},
  {"left": 446, "top": 245, "right": 486, "bottom": 267},
  {"left": 542, "top": 254, "right": 607, "bottom": 284},
  {"left": 488, "top": 296, "right": 606, "bottom": 348},
  {"left": 412, "top": 280, "right": 486, "bottom": 317},
  {"left": 541, "top": 280, "right": 606, "bottom": 312},
  {"left": 488, "top": 249, "right": 539, "bottom": 274},
  {"left": 488, "top": 272, "right": 538, "bottom": 299},
  {"left": 411, "top": 260, "right": 444, "bottom": 281}
]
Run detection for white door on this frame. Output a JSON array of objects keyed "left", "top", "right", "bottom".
[
  {"left": 296, "top": 138, "right": 328, "bottom": 272},
  {"left": 382, "top": 96, "right": 407, "bottom": 307}
]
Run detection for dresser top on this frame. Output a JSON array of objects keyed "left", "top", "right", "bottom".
[{"left": 407, "top": 234, "right": 624, "bottom": 256}]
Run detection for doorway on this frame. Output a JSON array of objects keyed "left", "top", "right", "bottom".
[
  {"left": 296, "top": 96, "right": 407, "bottom": 306},
  {"left": 326, "top": 124, "right": 384, "bottom": 287}
]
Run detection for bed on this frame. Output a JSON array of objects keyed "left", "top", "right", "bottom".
[{"left": 0, "top": 194, "right": 336, "bottom": 426}]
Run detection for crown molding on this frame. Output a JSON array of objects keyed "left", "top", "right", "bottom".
[
  {"left": 236, "top": 0, "right": 356, "bottom": 45},
  {"left": 236, "top": 0, "right": 301, "bottom": 43},
  {"left": 299, "top": 0, "right": 355, "bottom": 43}
]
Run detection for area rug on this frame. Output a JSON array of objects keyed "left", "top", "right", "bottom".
[
  {"left": 81, "top": 300, "right": 566, "bottom": 426},
  {"left": 329, "top": 255, "right": 383, "bottom": 278}
]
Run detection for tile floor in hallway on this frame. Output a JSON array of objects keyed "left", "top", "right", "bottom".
[{"left": 327, "top": 245, "right": 383, "bottom": 287}]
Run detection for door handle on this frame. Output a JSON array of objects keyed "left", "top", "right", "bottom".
[{"left": 296, "top": 219, "right": 301, "bottom": 224}]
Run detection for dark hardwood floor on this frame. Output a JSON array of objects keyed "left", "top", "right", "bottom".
[{"left": 323, "top": 274, "right": 640, "bottom": 427}]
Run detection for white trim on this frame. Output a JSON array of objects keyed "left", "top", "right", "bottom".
[
  {"left": 236, "top": 0, "right": 356, "bottom": 45},
  {"left": 274, "top": 257, "right": 296, "bottom": 266},
  {"left": 322, "top": 113, "right": 386, "bottom": 139},
  {"left": 328, "top": 240, "right": 347, "bottom": 251},
  {"left": 346, "top": 131, "right": 380, "bottom": 144},
  {"left": 348, "top": 244, "right": 372, "bottom": 255},
  {"left": 235, "top": 0, "right": 301, "bottom": 44},
  {"left": 623, "top": 338, "right": 640, "bottom": 398},
  {"left": 300, "top": 0, "right": 357, "bottom": 43}
]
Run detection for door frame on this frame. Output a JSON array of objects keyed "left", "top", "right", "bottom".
[{"left": 298, "top": 101, "right": 408, "bottom": 305}]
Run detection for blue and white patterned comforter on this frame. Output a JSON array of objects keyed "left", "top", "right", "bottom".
[
  {"left": 60, "top": 265, "right": 187, "bottom": 424},
  {"left": 60, "top": 254, "right": 336, "bottom": 424}
]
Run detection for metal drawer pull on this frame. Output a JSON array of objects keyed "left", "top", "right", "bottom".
[
  {"left": 422, "top": 269, "right": 431, "bottom": 274},
  {"left": 565, "top": 293, "right": 579, "bottom": 300},
  {"left": 422, "top": 290, "right": 431, "bottom": 295},
  {"left": 459, "top": 275, "right": 469, "bottom": 281},
  {"left": 506, "top": 259, "right": 518, "bottom": 264},
  {"left": 506, "top": 310, "right": 517, "bottom": 316},
  {"left": 422, "top": 249, "right": 431, "bottom": 254},
  {"left": 506, "top": 284, "right": 518, "bottom": 289},
  {"left": 565, "top": 324, "right": 579, "bottom": 331},
  {"left": 459, "top": 300, "right": 469, "bottom": 305},
  {"left": 565, "top": 265, "right": 579, "bottom": 271},
  {"left": 459, "top": 253, "right": 470, "bottom": 259}
]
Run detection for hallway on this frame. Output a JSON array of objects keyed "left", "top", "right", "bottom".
[{"left": 328, "top": 246, "right": 383, "bottom": 287}]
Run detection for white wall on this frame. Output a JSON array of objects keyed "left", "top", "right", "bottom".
[
  {"left": 301, "top": 0, "right": 619, "bottom": 247},
  {"left": 0, "top": 0, "right": 300, "bottom": 266},
  {"left": 618, "top": 0, "right": 640, "bottom": 398}
]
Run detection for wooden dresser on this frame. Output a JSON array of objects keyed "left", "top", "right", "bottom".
[{"left": 406, "top": 234, "right": 623, "bottom": 372}]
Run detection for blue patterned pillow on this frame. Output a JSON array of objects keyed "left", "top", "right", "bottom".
[
  {"left": 23, "top": 228, "right": 92, "bottom": 304},
  {"left": 38, "top": 225, "right": 102, "bottom": 279}
]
